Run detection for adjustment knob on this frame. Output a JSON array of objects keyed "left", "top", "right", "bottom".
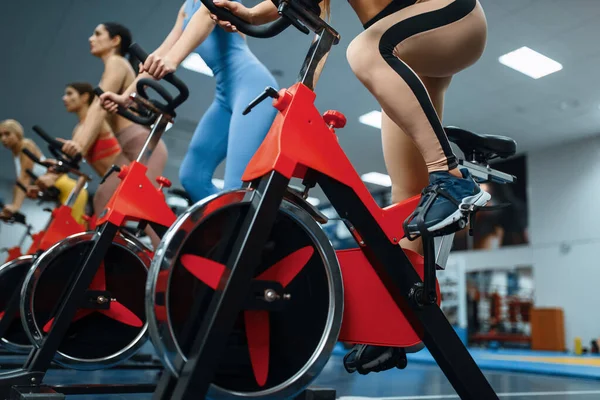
[
  {"left": 323, "top": 110, "right": 347, "bottom": 129},
  {"left": 156, "top": 176, "right": 172, "bottom": 189}
]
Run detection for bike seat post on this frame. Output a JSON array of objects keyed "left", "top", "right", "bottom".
[
  {"left": 297, "top": 28, "right": 339, "bottom": 91},
  {"left": 17, "top": 225, "right": 32, "bottom": 248},
  {"left": 434, "top": 233, "right": 455, "bottom": 270},
  {"left": 64, "top": 170, "right": 92, "bottom": 208},
  {"left": 422, "top": 235, "right": 437, "bottom": 306}
]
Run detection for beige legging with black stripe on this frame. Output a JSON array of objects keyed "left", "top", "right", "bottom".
[{"left": 347, "top": 0, "right": 487, "bottom": 252}]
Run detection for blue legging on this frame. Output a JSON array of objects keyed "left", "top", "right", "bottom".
[{"left": 179, "top": 68, "right": 278, "bottom": 203}]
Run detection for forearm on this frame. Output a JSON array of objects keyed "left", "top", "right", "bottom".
[
  {"left": 154, "top": 31, "right": 183, "bottom": 57},
  {"left": 167, "top": 10, "right": 214, "bottom": 65},
  {"left": 11, "top": 184, "right": 26, "bottom": 209},
  {"left": 121, "top": 73, "right": 151, "bottom": 99},
  {"left": 73, "top": 100, "right": 105, "bottom": 153},
  {"left": 250, "top": 1, "right": 279, "bottom": 24}
]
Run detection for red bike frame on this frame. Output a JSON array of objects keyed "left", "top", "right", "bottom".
[
  {"left": 36, "top": 206, "right": 86, "bottom": 252},
  {"left": 240, "top": 83, "right": 440, "bottom": 347},
  {"left": 2, "top": 207, "right": 87, "bottom": 263},
  {"left": 160, "top": 82, "right": 495, "bottom": 399},
  {"left": 96, "top": 161, "right": 176, "bottom": 229}
]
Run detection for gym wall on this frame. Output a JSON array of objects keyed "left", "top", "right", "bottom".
[{"left": 450, "top": 133, "right": 600, "bottom": 351}]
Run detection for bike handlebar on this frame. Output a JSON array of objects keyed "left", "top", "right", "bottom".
[
  {"left": 22, "top": 148, "right": 44, "bottom": 166},
  {"left": 94, "top": 87, "right": 155, "bottom": 126},
  {"left": 200, "top": 0, "right": 293, "bottom": 37},
  {"left": 129, "top": 43, "right": 190, "bottom": 109},
  {"left": 22, "top": 148, "right": 81, "bottom": 179},
  {"left": 32, "top": 125, "right": 82, "bottom": 165},
  {"left": 23, "top": 169, "right": 61, "bottom": 201},
  {"left": 95, "top": 43, "right": 190, "bottom": 127}
]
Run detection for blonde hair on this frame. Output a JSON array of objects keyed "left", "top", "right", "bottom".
[{"left": 0, "top": 119, "right": 24, "bottom": 141}]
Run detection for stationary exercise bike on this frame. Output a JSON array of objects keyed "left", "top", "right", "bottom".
[
  {"left": 0, "top": 146, "right": 65, "bottom": 264},
  {"left": 145, "top": 2, "right": 517, "bottom": 399},
  {"left": 0, "top": 203, "right": 32, "bottom": 263},
  {"left": 13, "top": 47, "right": 189, "bottom": 376},
  {"left": 0, "top": 128, "right": 90, "bottom": 354}
]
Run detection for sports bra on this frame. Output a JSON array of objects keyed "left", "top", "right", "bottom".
[{"left": 86, "top": 132, "right": 121, "bottom": 164}]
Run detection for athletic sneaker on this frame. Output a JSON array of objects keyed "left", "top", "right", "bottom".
[{"left": 404, "top": 168, "right": 490, "bottom": 236}]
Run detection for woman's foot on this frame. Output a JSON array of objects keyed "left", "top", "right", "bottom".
[{"left": 404, "top": 168, "right": 490, "bottom": 237}]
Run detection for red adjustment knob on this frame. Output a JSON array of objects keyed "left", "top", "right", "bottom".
[
  {"left": 156, "top": 176, "right": 172, "bottom": 189},
  {"left": 323, "top": 110, "right": 347, "bottom": 129},
  {"left": 117, "top": 165, "right": 129, "bottom": 180}
]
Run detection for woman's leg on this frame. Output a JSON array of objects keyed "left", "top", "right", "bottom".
[
  {"left": 347, "top": 0, "right": 488, "bottom": 235},
  {"left": 179, "top": 100, "right": 231, "bottom": 203},
  {"left": 344, "top": 0, "right": 487, "bottom": 374},
  {"left": 53, "top": 174, "right": 89, "bottom": 226},
  {"left": 383, "top": 75, "right": 452, "bottom": 255},
  {"left": 92, "top": 152, "right": 131, "bottom": 215},
  {"left": 225, "top": 66, "right": 278, "bottom": 190},
  {"left": 117, "top": 124, "right": 168, "bottom": 187}
]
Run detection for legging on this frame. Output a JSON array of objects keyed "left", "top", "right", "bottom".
[
  {"left": 179, "top": 63, "right": 278, "bottom": 203},
  {"left": 347, "top": 0, "right": 487, "bottom": 173},
  {"left": 54, "top": 174, "right": 88, "bottom": 225},
  {"left": 115, "top": 123, "right": 168, "bottom": 183}
]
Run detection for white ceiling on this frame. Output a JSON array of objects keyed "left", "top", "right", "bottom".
[{"left": 1, "top": 0, "right": 600, "bottom": 197}]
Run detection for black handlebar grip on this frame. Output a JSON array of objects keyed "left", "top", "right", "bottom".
[
  {"left": 93, "top": 87, "right": 155, "bottom": 126},
  {"left": 128, "top": 43, "right": 190, "bottom": 108},
  {"left": 32, "top": 125, "right": 62, "bottom": 149},
  {"left": 199, "top": 0, "right": 291, "bottom": 38},
  {"left": 22, "top": 148, "right": 42, "bottom": 165},
  {"left": 15, "top": 181, "right": 28, "bottom": 193},
  {"left": 71, "top": 152, "right": 82, "bottom": 164},
  {"left": 46, "top": 186, "right": 61, "bottom": 200},
  {"left": 25, "top": 169, "right": 39, "bottom": 181},
  {"left": 31, "top": 126, "right": 82, "bottom": 164},
  {"left": 136, "top": 78, "right": 174, "bottom": 113}
]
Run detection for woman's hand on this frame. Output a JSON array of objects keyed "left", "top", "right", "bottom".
[
  {"left": 35, "top": 173, "right": 59, "bottom": 190},
  {"left": 59, "top": 138, "right": 83, "bottom": 158},
  {"left": 0, "top": 204, "right": 17, "bottom": 219},
  {"left": 212, "top": 0, "right": 280, "bottom": 30},
  {"left": 99, "top": 92, "right": 130, "bottom": 114},
  {"left": 212, "top": 0, "right": 254, "bottom": 32},
  {"left": 139, "top": 53, "right": 178, "bottom": 80},
  {"left": 26, "top": 185, "right": 40, "bottom": 199}
]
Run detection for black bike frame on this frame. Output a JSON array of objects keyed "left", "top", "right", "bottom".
[{"left": 152, "top": 170, "right": 498, "bottom": 400}]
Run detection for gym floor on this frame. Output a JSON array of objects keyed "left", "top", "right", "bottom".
[{"left": 4, "top": 353, "right": 600, "bottom": 399}]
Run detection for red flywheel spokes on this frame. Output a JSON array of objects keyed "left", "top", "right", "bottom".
[
  {"left": 43, "top": 261, "right": 142, "bottom": 333},
  {"left": 180, "top": 245, "right": 314, "bottom": 386}
]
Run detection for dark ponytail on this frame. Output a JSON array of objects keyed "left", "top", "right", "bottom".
[{"left": 101, "top": 22, "right": 138, "bottom": 74}]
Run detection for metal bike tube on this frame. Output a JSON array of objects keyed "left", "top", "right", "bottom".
[
  {"left": 153, "top": 171, "right": 290, "bottom": 400},
  {"left": 318, "top": 175, "right": 498, "bottom": 400}
]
